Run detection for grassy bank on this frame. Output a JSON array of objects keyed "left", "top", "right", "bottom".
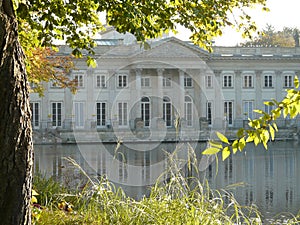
[{"left": 32, "top": 158, "right": 299, "bottom": 225}]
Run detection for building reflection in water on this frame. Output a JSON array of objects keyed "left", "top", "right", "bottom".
[{"left": 34, "top": 141, "right": 300, "bottom": 218}]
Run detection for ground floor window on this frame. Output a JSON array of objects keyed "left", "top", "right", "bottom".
[
  {"left": 74, "top": 102, "right": 84, "bottom": 128},
  {"left": 52, "top": 102, "right": 62, "bottom": 127},
  {"left": 163, "top": 96, "right": 172, "bottom": 127},
  {"left": 96, "top": 102, "right": 106, "bottom": 127},
  {"left": 224, "top": 101, "right": 233, "bottom": 126},
  {"left": 118, "top": 102, "right": 128, "bottom": 126},
  {"left": 30, "top": 102, "right": 40, "bottom": 129},
  {"left": 184, "top": 96, "right": 193, "bottom": 126},
  {"left": 243, "top": 101, "right": 254, "bottom": 120},
  {"left": 141, "top": 97, "right": 150, "bottom": 127}
]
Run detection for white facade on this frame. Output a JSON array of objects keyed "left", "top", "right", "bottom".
[{"left": 30, "top": 36, "right": 300, "bottom": 140}]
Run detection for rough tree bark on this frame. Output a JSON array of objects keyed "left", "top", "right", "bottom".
[{"left": 0, "top": 1, "right": 33, "bottom": 224}]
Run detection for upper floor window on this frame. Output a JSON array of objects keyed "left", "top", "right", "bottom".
[
  {"left": 141, "top": 77, "right": 150, "bottom": 87},
  {"left": 223, "top": 74, "right": 233, "bottom": 88},
  {"left": 205, "top": 75, "right": 213, "bottom": 88},
  {"left": 96, "top": 74, "right": 107, "bottom": 88},
  {"left": 243, "top": 75, "right": 253, "bottom": 88},
  {"left": 264, "top": 75, "right": 273, "bottom": 88},
  {"left": 74, "top": 74, "right": 84, "bottom": 88},
  {"left": 284, "top": 75, "right": 293, "bottom": 88},
  {"left": 184, "top": 75, "right": 193, "bottom": 87},
  {"left": 117, "top": 74, "right": 128, "bottom": 88},
  {"left": 163, "top": 76, "right": 171, "bottom": 87}
]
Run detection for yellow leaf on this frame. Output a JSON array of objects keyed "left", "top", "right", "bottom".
[
  {"left": 222, "top": 147, "right": 230, "bottom": 161},
  {"left": 216, "top": 131, "right": 229, "bottom": 144},
  {"left": 31, "top": 196, "right": 38, "bottom": 204},
  {"left": 32, "top": 189, "right": 39, "bottom": 196},
  {"left": 202, "top": 147, "right": 220, "bottom": 155}
]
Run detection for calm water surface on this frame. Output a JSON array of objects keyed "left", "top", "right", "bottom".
[{"left": 34, "top": 141, "right": 300, "bottom": 219}]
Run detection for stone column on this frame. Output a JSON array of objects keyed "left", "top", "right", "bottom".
[
  {"left": 255, "top": 70, "right": 262, "bottom": 110},
  {"left": 86, "top": 68, "right": 94, "bottom": 129},
  {"left": 178, "top": 70, "right": 185, "bottom": 118},
  {"left": 135, "top": 68, "right": 142, "bottom": 118},
  {"left": 275, "top": 70, "right": 282, "bottom": 101},
  {"left": 156, "top": 69, "right": 164, "bottom": 119},
  {"left": 234, "top": 70, "right": 242, "bottom": 120}
]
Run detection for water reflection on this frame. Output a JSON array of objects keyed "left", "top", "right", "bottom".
[
  {"left": 205, "top": 141, "right": 300, "bottom": 219},
  {"left": 34, "top": 141, "right": 300, "bottom": 218}
]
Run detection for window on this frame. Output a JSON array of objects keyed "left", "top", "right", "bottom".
[
  {"left": 223, "top": 75, "right": 233, "bottom": 88},
  {"left": 205, "top": 75, "right": 213, "bottom": 88},
  {"left": 224, "top": 101, "right": 233, "bottom": 126},
  {"left": 184, "top": 96, "right": 193, "bottom": 126},
  {"left": 96, "top": 75, "right": 107, "bottom": 88},
  {"left": 118, "top": 102, "right": 128, "bottom": 126},
  {"left": 184, "top": 75, "right": 193, "bottom": 87},
  {"left": 96, "top": 102, "right": 106, "bottom": 127},
  {"left": 141, "top": 97, "right": 151, "bottom": 127},
  {"left": 52, "top": 102, "right": 62, "bottom": 127},
  {"left": 117, "top": 74, "right": 128, "bottom": 88},
  {"left": 74, "top": 102, "right": 84, "bottom": 128},
  {"left": 141, "top": 77, "right": 150, "bottom": 87},
  {"left": 163, "top": 96, "right": 172, "bottom": 127},
  {"left": 74, "top": 74, "right": 84, "bottom": 88},
  {"left": 243, "top": 75, "right": 253, "bottom": 88},
  {"left": 206, "top": 101, "right": 212, "bottom": 125},
  {"left": 243, "top": 101, "right": 254, "bottom": 120},
  {"left": 264, "top": 75, "right": 273, "bottom": 88},
  {"left": 30, "top": 102, "right": 40, "bottom": 129},
  {"left": 163, "top": 76, "right": 171, "bottom": 87},
  {"left": 284, "top": 75, "right": 293, "bottom": 88}
]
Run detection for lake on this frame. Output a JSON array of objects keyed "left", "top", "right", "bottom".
[{"left": 34, "top": 140, "right": 300, "bottom": 220}]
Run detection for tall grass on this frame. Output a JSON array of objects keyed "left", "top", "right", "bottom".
[{"left": 33, "top": 150, "right": 300, "bottom": 225}]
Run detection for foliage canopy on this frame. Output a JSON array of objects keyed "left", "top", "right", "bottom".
[
  {"left": 14, "top": 0, "right": 268, "bottom": 93},
  {"left": 241, "top": 25, "right": 300, "bottom": 47}
]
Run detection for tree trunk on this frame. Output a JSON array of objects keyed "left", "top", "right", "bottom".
[{"left": 0, "top": 1, "right": 33, "bottom": 224}]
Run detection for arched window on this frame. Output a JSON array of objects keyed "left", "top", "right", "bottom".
[
  {"left": 141, "top": 97, "right": 150, "bottom": 127},
  {"left": 163, "top": 96, "right": 172, "bottom": 127},
  {"left": 184, "top": 96, "right": 193, "bottom": 126}
]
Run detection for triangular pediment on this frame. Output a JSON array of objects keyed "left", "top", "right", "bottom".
[{"left": 136, "top": 37, "right": 209, "bottom": 59}]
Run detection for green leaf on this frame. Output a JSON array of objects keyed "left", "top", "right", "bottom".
[
  {"left": 273, "top": 123, "right": 278, "bottom": 132},
  {"left": 222, "top": 146, "right": 231, "bottom": 161},
  {"left": 209, "top": 141, "right": 223, "bottom": 149},
  {"left": 87, "top": 56, "right": 97, "bottom": 68},
  {"left": 269, "top": 124, "right": 275, "bottom": 141},
  {"left": 294, "top": 75, "right": 299, "bottom": 88},
  {"left": 236, "top": 128, "right": 244, "bottom": 138},
  {"left": 232, "top": 140, "right": 239, "bottom": 154},
  {"left": 283, "top": 107, "right": 289, "bottom": 118},
  {"left": 238, "top": 137, "right": 246, "bottom": 151},
  {"left": 202, "top": 148, "right": 220, "bottom": 155},
  {"left": 253, "top": 109, "right": 264, "bottom": 114},
  {"left": 216, "top": 131, "right": 229, "bottom": 144},
  {"left": 254, "top": 135, "right": 260, "bottom": 146}
]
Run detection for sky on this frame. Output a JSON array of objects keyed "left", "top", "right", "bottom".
[{"left": 177, "top": 0, "right": 300, "bottom": 46}]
